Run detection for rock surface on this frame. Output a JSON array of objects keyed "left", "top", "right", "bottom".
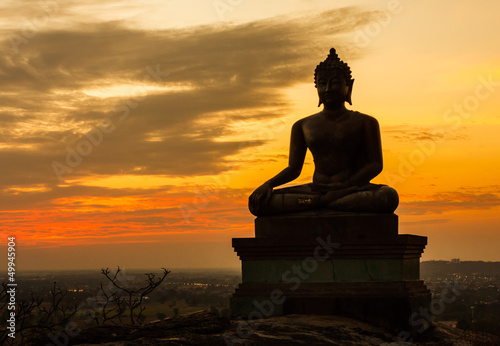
[{"left": 71, "top": 311, "right": 499, "bottom": 345}]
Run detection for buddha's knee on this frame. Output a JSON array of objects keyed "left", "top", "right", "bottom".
[
  {"left": 375, "top": 186, "right": 399, "bottom": 212},
  {"left": 248, "top": 197, "right": 267, "bottom": 216}
]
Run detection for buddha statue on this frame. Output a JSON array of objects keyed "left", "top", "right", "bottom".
[{"left": 249, "top": 48, "right": 399, "bottom": 216}]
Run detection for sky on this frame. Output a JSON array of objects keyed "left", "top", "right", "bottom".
[{"left": 0, "top": 0, "right": 499, "bottom": 271}]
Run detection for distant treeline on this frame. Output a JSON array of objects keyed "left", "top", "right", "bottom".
[{"left": 421, "top": 260, "right": 500, "bottom": 277}]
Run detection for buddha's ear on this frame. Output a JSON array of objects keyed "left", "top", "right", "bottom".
[
  {"left": 345, "top": 79, "right": 354, "bottom": 105},
  {"left": 316, "top": 85, "right": 323, "bottom": 107}
]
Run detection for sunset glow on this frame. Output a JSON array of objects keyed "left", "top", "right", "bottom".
[{"left": 1, "top": 0, "right": 499, "bottom": 270}]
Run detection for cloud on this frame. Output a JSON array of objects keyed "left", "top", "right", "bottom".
[
  {"left": 383, "top": 125, "right": 469, "bottom": 143},
  {"left": 0, "top": 6, "right": 377, "bottom": 196},
  {"left": 0, "top": 185, "right": 253, "bottom": 246},
  {"left": 400, "top": 218, "right": 450, "bottom": 226},
  {"left": 398, "top": 186, "right": 500, "bottom": 215}
]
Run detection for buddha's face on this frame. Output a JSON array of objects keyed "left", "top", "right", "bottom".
[{"left": 316, "top": 70, "right": 351, "bottom": 107}]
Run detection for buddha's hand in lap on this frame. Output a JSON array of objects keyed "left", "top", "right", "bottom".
[
  {"left": 249, "top": 182, "right": 273, "bottom": 214},
  {"left": 320, "top": 185, "right": 360, "bottom": 205}
]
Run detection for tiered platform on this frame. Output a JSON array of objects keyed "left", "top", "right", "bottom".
[{"left": 230, "top": 211, "right": 431, "bottom": 334}]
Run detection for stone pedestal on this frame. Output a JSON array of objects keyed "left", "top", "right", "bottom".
[{"left": 230, "top": 211, "right": 431, "bottom": 334}]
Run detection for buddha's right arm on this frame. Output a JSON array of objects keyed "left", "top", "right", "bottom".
[{"left": 265, "top": 122, "right": 307, "bottom": 188}]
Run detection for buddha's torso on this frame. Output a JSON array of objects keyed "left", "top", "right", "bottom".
[{"left": 300, "top": 110, "right": 371, "bottom": 185}]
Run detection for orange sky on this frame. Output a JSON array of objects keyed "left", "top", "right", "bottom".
[{"left": 0, "top": 0, "right": 499, "bottom": 270}]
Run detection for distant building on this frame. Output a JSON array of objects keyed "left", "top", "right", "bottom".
[{"left": 450, "top": 258, "right": 460, "bottom": 264}]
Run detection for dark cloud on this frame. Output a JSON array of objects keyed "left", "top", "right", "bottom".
[
  {"left": 384, "top": 125, "right": 469, "bottom": 142},
  {"left": 0, "top": 184, "right": 170, "bottom": 210},
  {"left": 398, "top": 186, "right": 500, "bottom": 215},
  {"left": 0, "top": 7, "right": 377, "bottom": 196},
  {"left": 400, "top": 219, "right": 450, "bottom": 226}
]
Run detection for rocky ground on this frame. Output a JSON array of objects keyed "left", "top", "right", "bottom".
[{"left": 71, "top": 311, "right": 499, "bottom": 346}]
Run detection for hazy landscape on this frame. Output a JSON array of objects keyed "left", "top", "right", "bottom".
[{"left": 1, "top": 260, "right": 499, "bottom": 344}]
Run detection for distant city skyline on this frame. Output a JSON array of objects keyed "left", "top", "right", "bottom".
[{"left": 1, "top": 0, "right": 500, "bottom": 270}]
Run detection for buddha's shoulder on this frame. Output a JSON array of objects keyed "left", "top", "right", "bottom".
[
  {"left": 349, "top": 110, "right": 379, "bottom": 124},
  {"left": 292, "top": 112, "right": 322, "bottom": 127},
  {"left": 296, "top": 110, "right": 379, "bottom": 125}
]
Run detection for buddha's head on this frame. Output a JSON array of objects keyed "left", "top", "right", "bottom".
[{"left": 314, "top": 48, "right": 354, "bottom": 107}]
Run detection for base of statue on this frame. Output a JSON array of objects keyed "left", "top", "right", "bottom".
[{"left": 230, "top": 211, "right": 431, "bottom": 335}]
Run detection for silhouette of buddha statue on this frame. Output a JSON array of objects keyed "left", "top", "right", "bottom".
[{"left": 249, "top": 48, "right": 399, "bottom": 216}]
